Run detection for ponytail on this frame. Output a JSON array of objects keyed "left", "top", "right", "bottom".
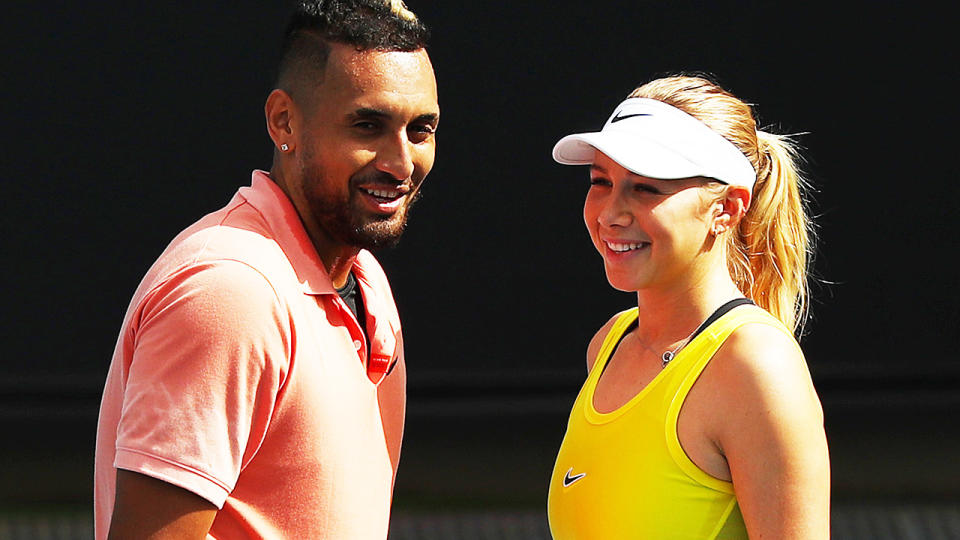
[{"left": 728, "top": 132, "right": 813, "bottom": 334}]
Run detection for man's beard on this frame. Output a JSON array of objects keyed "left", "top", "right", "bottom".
[{"left": 302, "top": 166, "right": 421, "bottom": 251}]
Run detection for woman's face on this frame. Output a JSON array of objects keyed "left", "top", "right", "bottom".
[{"left": 583, "top": 152, "right": 717, "bottom": 292}]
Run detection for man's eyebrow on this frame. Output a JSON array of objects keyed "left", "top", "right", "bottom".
[
  {"left": 350, "top": 107, "right": 391, "bottom": 119},
  {"left": 349, "top": 108, "right": 439, "bottom": 123},
  {"left": 413, "top": 112, "right": 439, "bottom": 124}
]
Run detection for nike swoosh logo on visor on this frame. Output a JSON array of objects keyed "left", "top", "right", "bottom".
[
  {"left": 610, "top": 112, "right": 652, "bottom": 123},
  {"left": 562, "top": 467, "right": 586, "bottom": 487}
]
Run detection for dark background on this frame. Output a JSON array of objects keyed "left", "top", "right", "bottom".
[{"left": 2, "top": 0, "right": 956, "bottom": 517}]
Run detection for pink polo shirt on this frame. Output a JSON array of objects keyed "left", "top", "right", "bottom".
[{"left": 94, "top": 171, "right": 406, "bottom": 539}]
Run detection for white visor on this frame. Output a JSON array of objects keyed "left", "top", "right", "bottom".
[{"left": 552, "top": 97, "right": 756, "bottom": 191}]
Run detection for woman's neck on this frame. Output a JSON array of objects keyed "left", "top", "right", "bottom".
[{"left": 632, "top": 263, "right": 744, "bottom": 346}]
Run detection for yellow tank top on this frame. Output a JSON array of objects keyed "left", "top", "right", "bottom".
[{"left": 548, "top": 306, "right": 792, "bottom": 539}]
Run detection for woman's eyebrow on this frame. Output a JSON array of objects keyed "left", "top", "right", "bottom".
[{"left": 589, "top": 164, "right": 607, "bottom": 174}]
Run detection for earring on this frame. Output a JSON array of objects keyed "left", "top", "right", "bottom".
[{"left": 280, "top": 143, "right": 289, "bottom": 152}]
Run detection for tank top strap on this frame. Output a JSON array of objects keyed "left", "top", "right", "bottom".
[
  {"left": 588, "top": 307, "right": 640, "bottom": 379},
  {"left": 672, "top": 306, "right": 792, "bottom": 390}
]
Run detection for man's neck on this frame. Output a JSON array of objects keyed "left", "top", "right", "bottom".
[
  {"left": 268, "top": 165, "right": 359, "bottom": 289},
  {"left": 323, "top": 249, "right": 360, "bottom": 289}
]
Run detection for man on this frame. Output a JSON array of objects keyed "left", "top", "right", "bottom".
[{"left": 94, "top": 1, "right": 438, "bottom": 538}]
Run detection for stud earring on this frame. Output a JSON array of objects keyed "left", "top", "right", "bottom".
[{"left": 280, "top": 143, "right": 289, "bottom": 152}]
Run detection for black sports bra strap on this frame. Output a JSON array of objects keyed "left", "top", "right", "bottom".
[
  {"left": 687, "top": 297, "right": 755, "bottom": 344},
  {"left": 599, "top": 318, "right": 637, "bottom": 376},
  {"left": 599, "top": 298, "right": 754, "bottom": 376}
]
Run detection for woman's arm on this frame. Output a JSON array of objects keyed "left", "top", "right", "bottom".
[{"left": 710, "top": 323, "right": 831, "bottom": 539}]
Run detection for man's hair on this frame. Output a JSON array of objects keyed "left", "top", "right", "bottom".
[{"left": 277, "top": 0, "right": 430, "bottom": 99}]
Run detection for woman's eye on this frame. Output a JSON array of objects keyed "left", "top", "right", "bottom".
[
  {"left": 634, "top": 183, "right": 661, "bottom": 194},
  {"left": 589, "top": 177, "right": 610, "bottom": 187}
]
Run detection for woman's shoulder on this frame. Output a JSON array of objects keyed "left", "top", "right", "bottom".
[
  {"left": 717, "top": 312, "right": 807, "bottom": 379},
  {"left": 709, "top": 310, "right": 823, "bottom": 424}
]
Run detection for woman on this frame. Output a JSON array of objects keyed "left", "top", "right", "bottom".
[{"left": 546, "top": 76, "right": 830, "bottom": 539}]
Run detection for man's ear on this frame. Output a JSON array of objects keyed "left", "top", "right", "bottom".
[
  {"left": 712, "top": 186, "right": 751, "bottom": 236},
  {"left": 265, "top": 89, "right": 296, "bottom": 154}
]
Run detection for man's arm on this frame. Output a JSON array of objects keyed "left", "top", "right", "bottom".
[
  {"left": 108, "top": 470, "right": 217, "bottom": 540},
  {"left": 105, "top": 261, "right": 289, "bottom": 539}
]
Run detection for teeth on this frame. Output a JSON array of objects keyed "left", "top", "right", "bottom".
[
  {"left": 606, "top": 241, "right": 647, "bottom": 252},
  {"left": 363, "top": 188, "right": 401, "bottom": 199}
]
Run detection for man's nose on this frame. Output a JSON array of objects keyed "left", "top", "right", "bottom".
[{"left": 375, "top": 132, "right": 416, "bottom": 181}]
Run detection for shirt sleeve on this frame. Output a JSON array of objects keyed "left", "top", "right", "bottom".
[{"left": 113, "top": 260, "right": 290, "bottom": 508}]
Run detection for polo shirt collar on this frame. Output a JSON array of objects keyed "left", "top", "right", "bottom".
[
  {"left": 238, "top": 171, "right": 400, "bottom": 380},
  {"left": 238, "top": 170, "right": 337, "bottom": 296}
]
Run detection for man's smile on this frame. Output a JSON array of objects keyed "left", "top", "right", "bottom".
[{"left": 356, "top": 182, "right": 412, "bottom": 213}]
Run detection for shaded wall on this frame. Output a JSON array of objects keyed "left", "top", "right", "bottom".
[{"left": 2, "top": 1, "right": 956, "bottom": 506}]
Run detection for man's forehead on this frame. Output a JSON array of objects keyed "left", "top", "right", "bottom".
[
  {"left": 317, "top": 46, "right": 438, "bottom": 117},
  {"left": 327, "top": 44, "right": 434, "bottom": 84}
]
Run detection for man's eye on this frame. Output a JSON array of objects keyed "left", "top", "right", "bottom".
[
  {"left": 354, "top": 121, "right": 379, "bottom": 131},
  {"left": 408, "top": 125, "right": 436, "bottom": 142}
]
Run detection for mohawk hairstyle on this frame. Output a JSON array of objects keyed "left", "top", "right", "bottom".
[{"left": 277, "top": 0, "right": 430, "bottom": 100}]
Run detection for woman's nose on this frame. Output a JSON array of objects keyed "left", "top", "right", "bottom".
[{"left": 598, "top": 193, "right": 633, "bottom": 228}]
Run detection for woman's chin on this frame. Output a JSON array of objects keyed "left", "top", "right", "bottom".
[{"left": 603, "top": 271, "right": 644, "bottom": 293}]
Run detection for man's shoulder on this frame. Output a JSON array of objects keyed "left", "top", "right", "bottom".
[{"left": 141, "top": 199, "right": 297, "bottom": 298}]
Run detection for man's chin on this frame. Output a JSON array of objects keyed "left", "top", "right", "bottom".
[
  {"left": 354, "top": 223, "right": 406, "bottom": 250},
  {"left": 334, "top": 209, "right": 403, "bottom": 250},
  {"left": 313, "top": 199, "right": 414, "bottom": 251}
]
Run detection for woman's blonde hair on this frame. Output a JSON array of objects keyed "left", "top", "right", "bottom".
[{"left": 629, "top": 76, "right": 814, "bottom": 334}]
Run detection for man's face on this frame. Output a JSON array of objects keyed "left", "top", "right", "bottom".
[{"left": 290, "top": 43, "right": 439, "bottom": 251}]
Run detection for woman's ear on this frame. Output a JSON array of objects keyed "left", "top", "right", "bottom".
[{"left": 711, "top": 186, "right": 751, "bottom": 236}]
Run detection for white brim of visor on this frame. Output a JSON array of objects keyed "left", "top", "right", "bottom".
[{"left": 552, "top": 97, "right": 756, "bottom": 191}]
